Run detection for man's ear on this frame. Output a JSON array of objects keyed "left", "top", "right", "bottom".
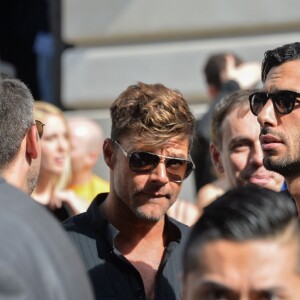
[
  {"left": 103, "top": 138, "right": 114, "bottom": 169},
  {"left": 210, "top": 143, "right": 224, "bottom": 174},
  {"left": 26, "top": 126, "right": 39, "bottom": 159}
]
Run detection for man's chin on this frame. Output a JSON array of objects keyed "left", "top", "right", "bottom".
[
  {"left": 134, "top": 206, "right": 166, "bottom": 223},
  {"left": 263, "top": 156, "right": 300, "bottom": 178}
]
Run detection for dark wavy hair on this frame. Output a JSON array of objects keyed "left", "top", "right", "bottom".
[{"left": 262, "top": 42, "right": 300, "bottom": 82}]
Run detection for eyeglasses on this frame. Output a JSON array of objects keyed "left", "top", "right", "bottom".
[
  {"left": 249, "top": 90, "right": 300, "bottom": 116},
  {"left": 112, "top": 139, "right": 195, "bottom": 183},
  {"left": 35, "top": 120, "right": 45, "bottom": 139}
]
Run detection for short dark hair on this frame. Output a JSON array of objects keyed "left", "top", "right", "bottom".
[
  {"left": 110, "top": 82, "right": 195, "bottom": 148},
  {"left": 262, "top": 42, "right": 300, "bottom": 82},
  {"left": 203, "top": 52, "right": 243, "bottom": 90},
  {"left": 183, "top": 186, "right": 298, "bottom": 276},
  {"left": 210, "top": 89, "right": 255, "bottom": 148},
  {"left": 0, "top": 76, "right": 34, "bottom": 172}
]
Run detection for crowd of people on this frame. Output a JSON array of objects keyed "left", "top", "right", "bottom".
[{"left": 1, "top": 41, "right": 300, "bottom": 299}]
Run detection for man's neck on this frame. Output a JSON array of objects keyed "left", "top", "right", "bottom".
[
  {"left": 100, "top": 194, "right": 166, "bottom": 300},
  {"left": 100, "top": 194, "right": 166, "bottom": 244}
]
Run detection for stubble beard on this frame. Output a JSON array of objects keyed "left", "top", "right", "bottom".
[
  {"left": 27, "top": 159, "right": 40, "bottom": 195},
  {"left": 132, "top": 196, "right": 176, "bottom": 223},
  {"left": 260, "top": 127, "right": 300, "bottom": 179},
  {"left": 132, "top": 201, "right": 172, "bottom": 223},
  {"left": 263, "top": 153, "right": 300, "bottom": 178}
]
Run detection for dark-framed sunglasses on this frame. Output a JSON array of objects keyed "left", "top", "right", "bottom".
[
  {"left": 249, "top": 90, "right": 300, "bottom": 116},
  {"left": 35, "top": 120, "right": 45, "bottom": 139},
  {"left": 112, "top": 139, "right": 195, "bottom": 183}
]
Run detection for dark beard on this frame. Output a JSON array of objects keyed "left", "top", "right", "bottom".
[{"left": 264, "top": 156, "right": 300, "bottom": 178}]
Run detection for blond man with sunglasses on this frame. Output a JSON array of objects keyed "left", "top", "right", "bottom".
[
  {"left": 249, "top": 42, "right": 300, "bottom": 213},
  {"left": 64, "top": 82, "right": 195, "bottom": 300}
]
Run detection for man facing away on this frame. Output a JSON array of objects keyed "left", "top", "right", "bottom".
[
  {"left": 0, "top": 76, "right": 94, "bottom": 300},
  {"left": 249, "top": 42, "right": 300, "bottom": 213},
  {"left": 183, "top": 186, "right": 300, "bottom": 300},
  {"left": 63, "top": 82, "right": 196, "bottom": 300},
  {"left": 197, "top": 89, "right": 284, "bottom": 212}
]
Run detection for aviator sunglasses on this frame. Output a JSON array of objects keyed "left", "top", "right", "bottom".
[
  {"left": 35, "top": 120, "right": 45, "bottom": 139},
  {"left": 112, "top": 139, "right": 195, "bottom": 183},
  {"left": 249, "top": 90, "right": 300, "bottom": 116}
]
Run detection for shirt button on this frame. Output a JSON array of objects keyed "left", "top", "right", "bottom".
[{"left": 135, "top": 289, "right": 145, "bottom": 299}]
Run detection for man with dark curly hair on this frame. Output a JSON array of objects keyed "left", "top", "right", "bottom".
[{"left": 249, "top": 42, "right": 300, "bottom": 213}]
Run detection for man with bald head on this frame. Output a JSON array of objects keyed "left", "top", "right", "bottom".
[{"left": 68, "top": 117, "right": 109, "bottom": 204}]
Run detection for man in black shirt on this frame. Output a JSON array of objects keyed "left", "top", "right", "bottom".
[{"left": 64, "top": 82, "right": 196, "bottom": 300}]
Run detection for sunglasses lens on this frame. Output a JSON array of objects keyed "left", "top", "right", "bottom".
[
  {"left": 129, "top": 152, "right": 194, "bottom": 182},
  {"left": 274, "top": 91, "right": 296, "bottom": 114},
  {"left": 250, "top": 91, "right": 297, "bottom": 116},
  {"left": 129, "top": 151, "right": 194, "bottom": 182},
  {"left": 184, "top": 161, "right": 194, "bottom": 179},
  {"left": 165, "top": 159, "right": 194, "bottom": 182},
  {"left": 249, "top": 93, "right": 268, "bottom": 116},
  {"left": 129, "top": 152, "right": 160, "bottom": 173},
  {"left": 35, "top": 120, "right": 44, "bottom": 139}
]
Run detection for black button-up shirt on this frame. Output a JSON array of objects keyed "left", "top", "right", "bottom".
[{"left": 63, "top": 193, "right": 190, "bottom": 300}]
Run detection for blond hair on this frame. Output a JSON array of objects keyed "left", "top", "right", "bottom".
[{"left": 34, "top": 101, "right": 71, "bottom": 191}]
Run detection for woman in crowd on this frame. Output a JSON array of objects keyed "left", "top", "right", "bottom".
[{"left": 32, "top": 101, "right": 87, "bottom": 221}]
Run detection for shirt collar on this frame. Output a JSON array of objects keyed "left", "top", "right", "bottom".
[{"left": 87, "top": 193, "right": 186, "bottom": 248}]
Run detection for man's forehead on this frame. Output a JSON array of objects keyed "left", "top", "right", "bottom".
[
  {"left": 199, "top": 238, "right": 295, "bottom": 265},
  {"left": 264, "top": 60, "right": 300, "bottom": 93},
  {"left": 221, "top": 107, "right": 255, "bottom": 134},
  {"left": 192, "top": 238, "right": 300, "bottom": 293}
]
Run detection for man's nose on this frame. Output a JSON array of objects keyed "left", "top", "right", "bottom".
[
  {"left": 257, "top": 98, "right": 277, "bottom": 127},
  {"left": 149, "top": 161, "right": 169, "bottom": 184},
  {"left": 250, "top": 142, "right": 264, "bottom": 167}
]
